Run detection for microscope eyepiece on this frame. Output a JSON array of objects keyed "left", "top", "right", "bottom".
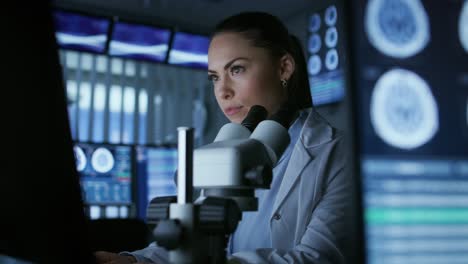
[{"left": 241, "top": 105, "right": 268, "bottom": 132}]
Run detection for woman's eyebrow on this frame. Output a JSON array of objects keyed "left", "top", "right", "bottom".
[{"left": 208, "top": 57, "right": 249, "bottom": 73}]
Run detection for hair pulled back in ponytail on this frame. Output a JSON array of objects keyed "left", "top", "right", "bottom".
[{"left": 212, "top": 12, "right": 313, "bottom": 109}]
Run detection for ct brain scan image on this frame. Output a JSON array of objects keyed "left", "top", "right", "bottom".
[
  {"left": 325, "top": 49, "right": 339, "bottom": 71},
  {"left": 460, "top": 1, "right": 468, "bottom": 53},
  {"left": 325, "top": 27, "right": 338, "bottom": 48},
  {"left": 73, "top": 146, "right": 87, "bottom": 172},
  {"left": 325, "top": 5, "right": 338, "bottom": 26},
  {"left": 308, "top": 33, "right": 322, "bottom": 53},
  {"left": 91, "top": 147, "right": 115, "bottom": 174},
  {"left": 309, "top": 13, "right": 321, "bottom": 32},
  {"left": 370, "top": 69, "right": 439, "bottom": 149},
  {"left": 365, "top": 0, "right": 430, "bottom": 59},
  {"left": 308, "top": 55, "right": 322, "bottom": 75}
]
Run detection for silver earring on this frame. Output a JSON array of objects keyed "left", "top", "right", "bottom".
[{"left": 281, "top": 79, "right": 288, "bottom": 88}]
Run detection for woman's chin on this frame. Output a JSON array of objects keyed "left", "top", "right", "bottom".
[
  {"left": 225, "top": 111, "right": 247, "bottom": 124},
  {"left": 228, "top": 117, "right": 243, "bottom": 124}
]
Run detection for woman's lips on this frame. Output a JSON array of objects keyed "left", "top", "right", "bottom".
[{"left": 224, "top": 106, "right": 243, "bottom": 116}]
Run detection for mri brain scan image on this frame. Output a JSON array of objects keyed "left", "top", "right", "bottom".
[
  {"left": 73, "top": 146, "right": 87, "bottom": 172},
  {"left": 365, "top": 0, "right": 430, "bottom": 59},
  {"left": 370, "top": 69, "right": 439, "bottom": 149},
  {"left": 325, "top": 49, "right": 339, "bottom": 71},
  {"left": 91, "top": 147, "right": 115, "bottom": 174},
  {"left": 460, "top": 1, "right": 468, "bottom": 53},
  {"left": 325, "top": 5, "right": 338, "bottom": 26},
  {"left": 308, "top": 55, "right": 322, "bottom": 75},
  {"left": 309, "top": 13, "right": 321, "bottom": 32},
  {"left": 308, "top": 33, "right": 322, "bottom": 53},
  {"left": 325, "top": 27, "right": 338, "bottom": 48}
]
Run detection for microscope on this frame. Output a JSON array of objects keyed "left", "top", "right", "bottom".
[{"left": 146, "top": 105, "right": 296, "bottom": 263}]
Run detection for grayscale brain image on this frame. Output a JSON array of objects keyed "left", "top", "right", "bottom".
[
  {"left": 365, "top": 0, "right": 430, "bottom": 58},
  {"left": 460, "top": 1, "right": 468, "bottom": 53},
  {"left": 370, "top": 69, "right": 438, "bottom": 150}
]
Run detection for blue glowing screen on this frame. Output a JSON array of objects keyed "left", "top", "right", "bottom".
[
  {"left": 135, "top": 146, "right": 177, "bottom": 219},
  {"left": 168, "top": 32, "right": 209, "bottom": 69},
  {"left": 109, "top": 22, "right": 171, "bottom": 62},
  {"left": 73, "top": 143, "right": 133, "bottom": 204},
  {"left": 52, "top": 10, "right": 110, "bottom": 53}
]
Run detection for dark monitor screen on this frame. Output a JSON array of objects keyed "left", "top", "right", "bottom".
[
  {"left": 168, "top": 32, "right": 210, "bottom": 69},
  {"left": 307, "top": 2, "right": 347, "bottom": 106},
  {"left": 135, "top": 146, "right": 177, "bottom": 219},
  {"left": 73, "top": 142, "right": 133, "bottom": 205},
  {"left": 52, "top": 10, "right": 110, "bottom": 53},
  {"left": 349, "top": 0, "right": 468, "bottom": 263},
  {"left": 108, "top": 21, "right": 171, "bottom": 63},
  {"left": 1, "top": 2, "right": 95, "bottom": 262}
]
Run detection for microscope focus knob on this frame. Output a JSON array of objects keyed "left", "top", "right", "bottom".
[{"left": 152, "top": 219, "right": 183, "bottom": 250}]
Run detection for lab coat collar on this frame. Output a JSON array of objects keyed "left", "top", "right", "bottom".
[{"left": 271, "top": 109, "right": 334, "bottom": 216}]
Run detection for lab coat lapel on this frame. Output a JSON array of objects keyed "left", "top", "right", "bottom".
[
  {"left": 272, "top": 141, "right": 312, "bottom": 215},
  {"left": 271, "top": 109, "right": 333, "bottom": 217}
]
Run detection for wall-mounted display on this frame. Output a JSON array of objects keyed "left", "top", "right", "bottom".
[
  {"left": 109, "top": 21, "right": 171, "bottom": 63},
  {"left": 168, "top": 32, "right": 210, "bottom": 69},
  {"left": 53, "top": 10, "right": 111, "bottom": 53}
]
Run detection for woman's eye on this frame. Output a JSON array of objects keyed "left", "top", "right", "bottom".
[
  {"left": 230, "top": 65, "right": 244, "bottom": 75},
  {"left": 208, "top": 75, "right": 218, "bottom": 82}
]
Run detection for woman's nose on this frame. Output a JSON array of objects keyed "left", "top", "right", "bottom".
[{"left": 216, "top": 79, "right": 234, "bottom": 100}]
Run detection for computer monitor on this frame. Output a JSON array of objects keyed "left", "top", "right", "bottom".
[
  {"left": 167, "top": 31, "right": 210, "bottom": 69},
  {"left": 307, "top": 1, "right": 347, "bottom": 106},
  {"left": 52, "top": 9, "right": 111, "bottom": 54},
  {"left": 348, "top": 0, "right": 468, "bottom": 263},
  {"left": 73, "top": 142, "right": 135, "bottom": 219},
  {"left": 135, "top": 145, "right": 178, "bottom": 219},
  {"left": 108, "top": 20, "right": 171, "bottom": 63},
  {"left": 1, "top": 2, "right": 95, "bottom": 262}
]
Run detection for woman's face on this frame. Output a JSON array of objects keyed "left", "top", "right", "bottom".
[{"left": 208, "top": 32, "right": 288, "bottom": 123}]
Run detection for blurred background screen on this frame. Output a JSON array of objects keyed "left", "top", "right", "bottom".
[
  {"left": 350, "top": 1, "right": 468, "bottom": 263},
  {"left": 73, "top": 142, "right": 134, "bottom": 219},
  {"left": 135, "top": 145, "right": 177, "bottom": 219},
  {"left": 307, "top": 1, "right": 347, "bottom": 106},
  {"left": 109, "top": 21, "right": 171, "bottom": 63},
  {"left": 168, "top": 31, "right": 210, "bottom": 69},
  {"left": 53, "top": 10, "right": 111, "bottom": 54}
]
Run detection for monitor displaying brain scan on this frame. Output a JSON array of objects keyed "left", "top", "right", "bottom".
[
  {"left": 73, "top": 142, "right": 133, "bottom": 205},
  {"left": 351, "top": 1, "right": 468, "bottom": 263},
  {"left": 307, "top": 2, "right": 346, "bottom": 106}
]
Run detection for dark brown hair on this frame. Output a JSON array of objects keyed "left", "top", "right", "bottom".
[{"left": 212, "top": 12, "right": 313, "bottom": 109}]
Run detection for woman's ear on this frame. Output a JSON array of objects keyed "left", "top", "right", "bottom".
[{"left": 279, "top": 53, "right": 295, "bottom": 81}]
